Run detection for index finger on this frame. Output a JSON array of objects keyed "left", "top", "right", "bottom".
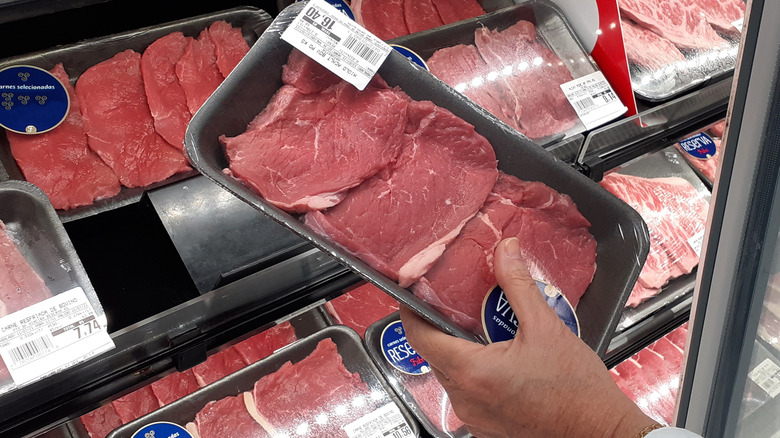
[{"left": 399, "top": 306, "right": 480, "bottom": 374}]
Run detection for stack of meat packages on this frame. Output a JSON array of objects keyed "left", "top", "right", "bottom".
[
  {"left": 426, "top": 21, "right": 579, "bottom": 140},
  {"left": 325, "top": 283, "right": 465, "bottom": 435},
  {"left": 599, "top": 170, "right": 709, "bottom": 307},
  {"left": 222, "top": 49, "right": 598, "bottom": 341},
  {"left": 619, "top": 0, "right": 744, "bottom": 74},
  {"left": 611, "top": 323, "right": 689, "bottom": 425},
  {"left": 676, "top": 120, "right": 726, "bottom": 183},
  {"left": 3, "top": 21, "right": 250, "bottom": 211},
  {"left": 0, "top": 221, "right": 53, "bottom": 385},
  {"left": 80, "top": 322, "right": 297, "bottom": 438},
  {"left": 352, "top": 0, "right": 486, "bottom": 40}
]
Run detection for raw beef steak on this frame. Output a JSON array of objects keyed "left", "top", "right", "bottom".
[
  {"left": 325, "top": 283, "right": 400, "bottom": 337},
  {"left": 76, "top": 50, "right": 191, "bottom": 188},
  {"left": 431, "top": 0, "right": 485, "bottom": 24},
  {"left": 412, "top": 173, "right": 596, "bottom": 334},
  {"left": 192, "top": 347, "right": 247, "bottom": 387},
  {"left": 473, "top": 21, "right": 578, "bottom": 139},
  {"left": 249, "top": 338, "right": 371, "bottom": 437},
  {"left": 618, "top": 0, "right": 726, "bottom": 50},
  {"left": 176, "top": 28, "right": 224, "bottom": 115},
  {"left": 689, "top": 0, "right": 745, "bottom": 32},
  {"left": 404, "top": 0, "right": 444, "bottom": 34},
  {"left": 141, "top": 32, "right": 192, "bottom": 150},
  {"left": 223, "top": 78, "right": 408, "bottom": 213},
  {"left": 353, "top": 0, "right": 410, "bottom": 40},
  {"left": 0, "top": 220, "right": 52, "bottom": 317},
  {"left": 621, "top": 19, "right": 685, "bottom": 71},
  {"left": 111, "top": 386, "right": 160, "bottom": 423},
  {"left": 233, "top": 321, "right": 298, "bottom": 364},
  {"left": 281, "top": 49, "right": 342, "bottom": 95},
  {"left": 7, "top": 64, "right": 121, "bottom": 210},
  {"left": 80, "top": 404, "right": 123, "bottom": 438},
  {"left": 710, "top": 121, "right": 726, "bottom": 138},
  {"left": 193, "top": 394, "right": 269, "bottom": 438},
  {"left": 149, "top": 369, "right": 200, "bottom": 406},
  {"left": 306, "top": 100, "right": 498, "bottom": 287},
  {"left": 208, "top": 20, "right": 251, "bottom": 78}
]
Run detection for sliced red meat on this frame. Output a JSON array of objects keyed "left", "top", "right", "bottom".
[
  {"left": 208, "top": 20, "right": 250, "bottom": 78},
  {"left": 412, "top": 173, "right": 596, "bottom": 335},
  {"left": 141, "top": 32, "right": 192, "bottom": 151},
  {"left": 618, "top": 0, "right": 727, "bottom": 50},
  {"left": 149, "top": 369, "right": 199, "bottom": 406},
  {"left": 233, "top": 321, "right": 298, "bottom": 364},
  {"left": 6, "top": 64, "right": 121, "bottom": 210},
  {"left": 176, "top": 29, "right": 224, "bottom": 115},
  {"left": 281, "top": 49, "right": 341, "bottom": 95},
  {"left": 194, "top": 394, "right": 269, "bottom": 438},
  {"left": 474, "top": 21, "right": 578, "bottom": 139},
  {"left": 325, "top": 283, "right": 400, "bottom": 337},
  {"left": 306, "top": 100, "right": 498, "bottom": 287},
  {"left": 403, "top": 373, "right": 463, "bottom": 432},
  {"left": 627, "top": 282, "right": 661, "bottom": 308},
  {"left": 688, "top": 0, "right": 745, "bottom": 32},
  {"left": 76, "top": 50, "right": 190, "bottom": 188},
  {"left": 664, "top": 324, "right": 688, "bottom": 349},
  {"left": 111, "top": 386, "right": 160, "bottom": 424},
  {"left": 192, "top": 347, "right": 247, "bottom": 387},
  {"left": 353, "top": 0, "right": 410, "bottom": 40},
  {"left": 621, "top": 19, "right": 686, "bottom": 71},
  {"left": 249, "top": 338, "right": 372, "bottom": 437},
  {"left": 404, "top": 0, "right": 444, "bottom": 34},
  {"left": 0, "top": 220, "right": 52, "bottom": 318},
  {"left": 427, "top": 44, "right": 520, "bottom": 132},
  {"left": 222, "top": 79, "right": 408, "bottom": 213},
  {"left": 431, "top": 0, "right": 485, "bottom": 25},
  {"left": 80, "top": 404, "right": 123, "bottom": 438},
  {"left": 710, "top": 121, "right": 726, "bottom": 138}
]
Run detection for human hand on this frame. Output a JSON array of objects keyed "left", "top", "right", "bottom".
[{"left": 401, "top": 237, "right": 656, "bottom": 438}]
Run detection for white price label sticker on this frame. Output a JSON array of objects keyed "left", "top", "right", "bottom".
[
  {"left": 688, "top": 229, "right": 706, "bottom": 258},
  {"left": 748, "top": 358, "right": 780, "bottom": 398},
  {"left": 560, "top": 71, "right": 627, "bottom": 130},
  {"left": 732, "top": 18, "right": 744, "bottom": 32},
  {"left": 0, "top": 288, "right": 114, "bottom": 388},
  {"left": 281, "top": 0, "right": 392, "bottom": 90},
  {"left": 344, "top": 403, "right": 414, "bottom": 438}
]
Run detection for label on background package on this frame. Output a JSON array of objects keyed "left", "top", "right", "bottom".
[
  {"left": 295, "top": 0, "right": 355, "bottom": 21},
  {"left": 282, "top": 0, "right": 392, "bottom": 90},
  {"left": 688, "top": 229, "right": 706, "bottom": 258},
  {"left": 389, "top": 45, "right": 428, "bottom": 71},
  {"left": 732, "top": 18, "right": 744, "bottom": 33},
  {"left": 560, "top": 71, "right": 627, "bottom": 130},
  {"left": 344, "top": 402, "right": 415, "bottom": 438},
  {"left": 483, "top": 281, "right": 579, "bottom": 343},
  {"left": 748, "top": 358, "right": 780, "bottom": 398},
  {"left": 0, "top": 65, "right": 69, "bottom": 134},
  {"left": 131, "top": 422, "right": 193, "bottom": 438},
  {"left": 0, "top": 287, "right": 114, "bottom": 389},
  {"left": 380, "top": 320, "right": 430, "bottom": 375},
  {"left": 679, "top": 133, "right": 717, "bottom": 160}
]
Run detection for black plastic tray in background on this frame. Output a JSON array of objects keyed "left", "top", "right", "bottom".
[
  {"left": 185, "top": 3, "right": 650, "bottom": 357},
  {"left": 106, "top": 325, "right": 421, "bottom": 438},
  {"left": 0, "top": 7, "right": 273, "bottom": 223}
]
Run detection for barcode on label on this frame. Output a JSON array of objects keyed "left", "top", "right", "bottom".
[
  {"left": 7, "top": 335, "right": 54, "bottom": 366},
  {"left": 344, "top": 403, "right": 414, "bottom": 438},
  {"left": 343, "top": 35, "right": 382, "bottom": 65},
  {"left": 749, "top": 358, "right": 780, "bottom": 398},
  {"left": 573, "top": 96, "right": 596, "bottom": 112}
]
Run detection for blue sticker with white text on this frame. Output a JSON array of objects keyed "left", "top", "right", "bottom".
[
  {"left": 381, "top": 320, "right": 431, "bottom": 375},
  {"left": 679, "top": 132, "right": 717, "bottom": 160},
  {"left": 390, "top": 45, "right": 429, "bottom": 71},
  {"left": 131, "top": 422, "right": 193, "bottom": 438},
  {"left": 0, "top": 65, "right": 69, "bottom": 134}
]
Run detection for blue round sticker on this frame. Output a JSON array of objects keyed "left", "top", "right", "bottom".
[
  {"left": 679, "top": 132, "right": 717, "bottom": 160},
  {"left": 482, "top": 281, "right": 580, "bottom": 343},
  {"left": 296, "top": 0, "right": 354, "bottom": 20},
  {"left": 0, "top": 65, "right": 69, "bottom": 134},
  {"left": 390, "top": 45, "right": 429, "bottom": 71},
  {"left": 131, "top": 422, "right": 193, "bottom": 438},
  {"left": 381, "top": 320, "right": 431, "bottom": 375}
]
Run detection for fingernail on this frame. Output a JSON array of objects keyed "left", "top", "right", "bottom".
[{"left": 503, "top": 237, "right": 522, "bottom": 259}]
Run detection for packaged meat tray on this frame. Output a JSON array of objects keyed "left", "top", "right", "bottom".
[
  {"left": 619, "top": 0, "right": 743, "bottom": 101},
  {"left": 105, "top": 325, "right": 420, "bottom": 438},
  {"left": 0, "top": 180, "right": 106, "bottom": 394},
  {"left": 390, "top": 1, "right": 606, "bottom": 145},
  {"left": 366, "top": 313, "right": 468, "bottom": 438},
  {"left": 322, "top": 282, "right": 401, "bottom": 338},
  {"left": 0, "top": 7, "right": 272, "bottom": 223},
  {"left": 185, "top": 2, "right": 650, "bottom": 356},
  {"left": 598, "top": 146, "right": 712, "bottom": 329}
]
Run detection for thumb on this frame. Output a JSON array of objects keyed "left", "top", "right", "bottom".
[{"left": 493, "top": 237, "right": 554, "bottom": 334}]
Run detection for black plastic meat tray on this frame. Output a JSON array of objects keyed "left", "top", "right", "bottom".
[
  {"left": 106, "top": 325, "right": 420, "bottom": 438},
  {"left": 0, "top": 7, "right": 273, "bottom": 223},
  {"left": 184, "top": 3, "right": 650, "bottom": 356}
]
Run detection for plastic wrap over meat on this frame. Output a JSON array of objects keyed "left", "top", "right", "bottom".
[
  {"left": 391, "top": 369, "right": 464, "bottom": 437},
  {"left": 619, "top": 0, "right": 743, "bottom": 101},
  {"left": 675, "top": 120, "right": 726, "bottom": 184},
  {"left": 600, "top": 171, "right": 709, "bottom": 307},
  {"left": 352, "top": 0, "right": 486, "bottom": 40},
  {"left": 611, "top": 323, "right": 688, "bottom": 425}
]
